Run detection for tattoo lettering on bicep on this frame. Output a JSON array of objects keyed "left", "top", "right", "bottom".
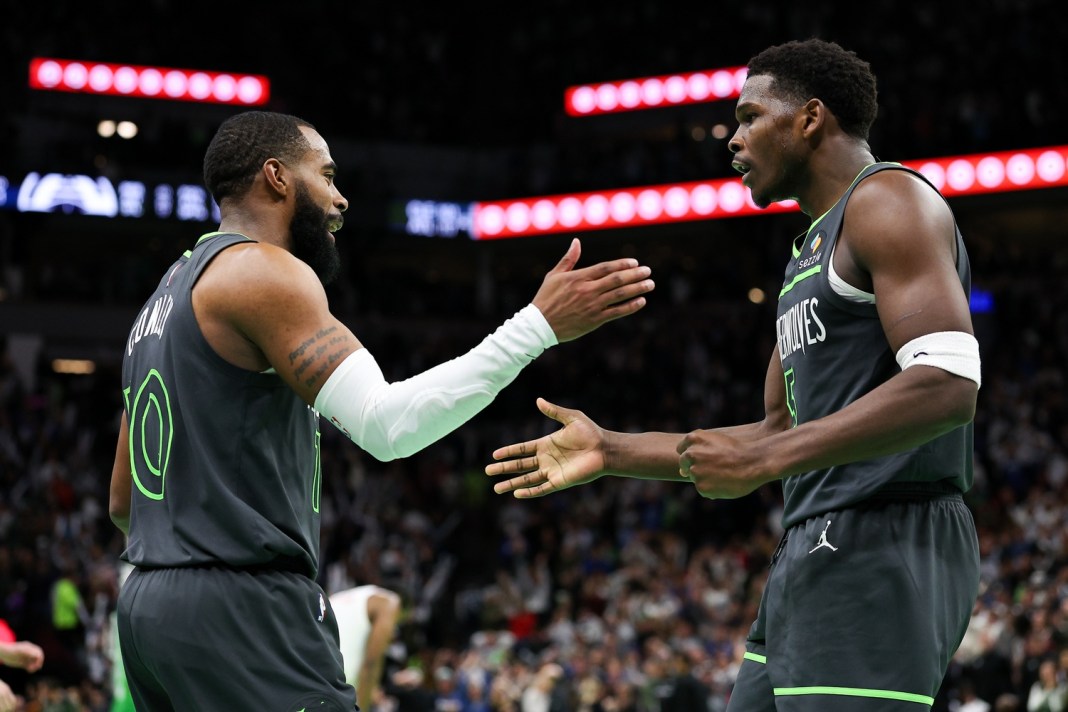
[
  {"left": 285, "top": 327, "right": 352, "bottom": 388},
  {"left": 288, "top": 329, "right": 332, "bottom": 365}
]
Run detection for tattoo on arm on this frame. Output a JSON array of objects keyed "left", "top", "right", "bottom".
[
  {"left": 288, "top": 327, "right": 339, "bottom": 364},
  {"left": 285, "top": 327, "right": 352, "bottom": 389}
]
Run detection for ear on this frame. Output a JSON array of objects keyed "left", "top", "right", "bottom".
[
  {"left": 799, "top": 98, "right": 826, "bottom": 140},
  {"left": 262, "top": 158, "right": 289, "bottom": 199}
]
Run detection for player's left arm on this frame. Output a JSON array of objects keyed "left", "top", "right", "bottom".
[
  {"left": 108, "top": 412, "right": 132, "bottom": 535},
  {"left": 358, "top": 589, "right": 402, "bottom": 710},
  {"left": 682, "top": 171, "right": 978, "bottom": 498}
]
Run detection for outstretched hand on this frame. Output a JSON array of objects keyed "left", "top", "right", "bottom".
[
  {"left": 486, "top": 398, "right": 607, "bottom": 498},
  {"left": 532, "top": 238, "right": 654, "bottom": 342}
]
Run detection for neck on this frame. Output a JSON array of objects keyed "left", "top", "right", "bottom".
[
  {"left": 217, "top": 201, "right": 290, "bottom": 250},
  {"left": 796, "top": 139, "right": 876, "bottom": 219}
]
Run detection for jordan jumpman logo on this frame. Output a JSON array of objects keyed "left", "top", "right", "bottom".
[{"left": 808, "top": 520, "right": 839, "bottom": 554}]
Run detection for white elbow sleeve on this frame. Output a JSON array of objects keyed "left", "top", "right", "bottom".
[
  {"left": 314, "top": 304, "right": 557, "bottom": 461},
  {"left": 895, "top": 331, "right": 981, "bottom": 387}
]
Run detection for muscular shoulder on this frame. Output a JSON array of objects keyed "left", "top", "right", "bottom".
[
  {"left": 844, "top": 168, "right": 956, "bottom": 271},
  {"left": 196, "top": 241, "right": 327, "bottom": 320}
]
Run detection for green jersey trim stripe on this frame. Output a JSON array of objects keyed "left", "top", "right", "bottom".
[
  {"left": 792, "top": 163, "right": 880, "bottom": 258},
  {"left": 195, "top": 231, "right": 254, "bottom": 246},
  {"left": 795, "top": 206, "right": 833, "bottom": 258},
  {"left": 743, "top": 652, "right": 767, "bottom": 664},
  {"left": 779, "top": 265, "right": 822, "bottom": 297},
  {"left": 774, "top": 686, "right": 934, "bottom": 706}
]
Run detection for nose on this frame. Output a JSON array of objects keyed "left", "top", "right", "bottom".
[
  {"left": 728, "top": 131, "right": 743, "bottom": 154},
  {"left": 334, "top": 188, "right": 348, "bottom": 213}
]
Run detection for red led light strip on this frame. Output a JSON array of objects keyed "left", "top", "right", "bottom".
[
  {"left": 565, "top": 67, "right": 748, "bottom": 116},
  {"left": 29, "top": 58, "right": 269, "bottom": 106},
  {"left": 472, "top": 146, "right": 1068, "bottom": 239}
]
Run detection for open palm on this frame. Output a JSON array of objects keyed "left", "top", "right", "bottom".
[{"left": 486, "top": 398, "right": 606, "bottom": 498}]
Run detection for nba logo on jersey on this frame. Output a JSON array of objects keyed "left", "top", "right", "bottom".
[{"left": 317, "top": 593, "right": 326, "bottom": 622}]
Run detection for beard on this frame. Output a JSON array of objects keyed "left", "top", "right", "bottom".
[{"left": 290, "top": 182, "right": 342, "bottom": 285}]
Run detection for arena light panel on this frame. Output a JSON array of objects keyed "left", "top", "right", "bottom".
[
  {"left": 471, "top": 145, "right": 1068, "bottom": 239},
  {"left": 565, "top": 67, "right": 748, "bottom": 116},
  {"left": 29, "top": 58, "right": 269, "bottom": 106}
]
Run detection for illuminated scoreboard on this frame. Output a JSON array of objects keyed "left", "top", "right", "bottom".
[
  {"left": 29, "top": 58, "right": 269, "bottom": 106},
  {"left": 0, "top": 172, "right": 220, "bottom": 223},
  {"left": 566, "top": 66, "right": 748, "bottom": 116},
  {"left": 470, "top": 146, "right": 1068, "bottom": 239}
]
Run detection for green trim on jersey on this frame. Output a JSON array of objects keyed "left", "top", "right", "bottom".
[
  {"left": 793, "top": 163, "right": 878, "bottom": 258},
  {"left": 743, "top": 652, "right": 767, "bottom": 664},
  {"left": 774, "top": 686, "right": 934, "bottom": 706},
  {"left": 195, "top": 231, "right": 253, "bottom": 246},
  {"left": 794, "top": 207, "right": 832, "bottom": 258},
  {"left": 196, "top": 231, "right": 225, "bottom": 245},
  {"left": 779, "top": 265, "right": 822, "bottom": 297}
]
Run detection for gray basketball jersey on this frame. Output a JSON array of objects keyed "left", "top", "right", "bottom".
[
  {"left": 775, "top": 164, "right": 973, "bottom": 528},
  {"left": 120, "top": 232, "right": 322, "bottom": 576}
]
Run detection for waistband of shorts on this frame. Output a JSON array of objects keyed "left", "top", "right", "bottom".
[
  {"left": 134, "top": 558, "right": 311, "bottom": 577},
  {"left": 861, "top": 479, "right": 964, "bottom": 504}
]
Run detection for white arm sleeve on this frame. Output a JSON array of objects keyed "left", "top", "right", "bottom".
[{"left": 314, "top": 304, "right": 557, "bottom": 461}]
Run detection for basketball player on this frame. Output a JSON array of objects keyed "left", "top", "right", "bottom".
[
  {"left": 109, "top": 110, "right": 655, "bottom": 710},
  {"left": 330, "top": 585, "right": 401, "bottom": 710},
  {"left": 488, "top": 39, "right": 981, "bottom": 711}
]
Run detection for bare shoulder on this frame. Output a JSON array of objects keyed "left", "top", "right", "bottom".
[
  {"left": 370, "top": 587, "right": 401, "bottom": 605},
  {"left": 844, "top": 168, "right": 956, "bottom": 267},
  {"left": 192, "top": 241, "right": 339, "bottom": 376},
  {"left": 196, "top": 241, "right": 325, "bottom": 313},
  {"left": 847, "top": 169, "right": 954, "bottom": 235},
  {"left": 368, "top": 588, "right": 402, "bottom": 618}
]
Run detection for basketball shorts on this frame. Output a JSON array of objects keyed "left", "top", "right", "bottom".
[
  {"left": 728, "top": 489, "right": 979, "bottom": 711},
  {"left": 117, "top": 565, "right": 356, "bottom": 711}
]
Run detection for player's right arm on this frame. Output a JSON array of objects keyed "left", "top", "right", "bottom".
[
  {"left": 195, "top": 237, "right": 654, "bottom": 462},
  {"left": 108, "top": 412, "right": 132, "bottom": 535},
  {"left": 487, "top": 347, "right": 790, "bottom": 498}
]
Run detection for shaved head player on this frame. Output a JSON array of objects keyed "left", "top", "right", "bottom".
[{"left": 109, "top": 111, "right": 655, "bottom": 710}]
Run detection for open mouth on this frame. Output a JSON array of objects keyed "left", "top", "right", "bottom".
[
  {"left": 732, "top": 161, "right": 753, "bottom": 187},
  {"left": 327, "top": 217, "right": 344, "bottom": 233}
]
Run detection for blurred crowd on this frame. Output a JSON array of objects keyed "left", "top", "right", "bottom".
[{"left": 1, "top": 223, "right": 1067, "bottom": 711}]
